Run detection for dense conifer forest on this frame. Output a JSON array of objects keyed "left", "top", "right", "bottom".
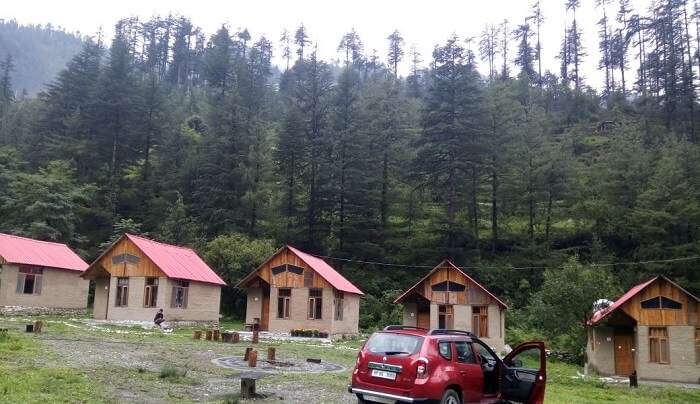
[{"left": 2, "top": 1, "right": 700, "bottom": 355}]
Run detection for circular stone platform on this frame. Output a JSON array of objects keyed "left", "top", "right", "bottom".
[{"left": 212, "top": 356, "right": 345, "bottom": 374}]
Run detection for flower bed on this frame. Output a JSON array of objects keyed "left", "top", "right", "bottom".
[{"left": 290, "top": 329, "right": 329, "bottom": 338}]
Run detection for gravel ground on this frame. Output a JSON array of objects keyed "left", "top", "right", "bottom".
[{"left": 38, "top": 334, "right": 355, "bottom": 403}]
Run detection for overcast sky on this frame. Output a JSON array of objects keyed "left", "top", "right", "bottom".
[{"left": 4, "top": 0, "right": 656, "bottom": 89}]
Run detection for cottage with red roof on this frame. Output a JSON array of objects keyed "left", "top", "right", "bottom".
[
  {"left": 0, "top": 233, "right": 89, "bottom": 313},
  {"left": 236, "top": 245, "right": 363, "bottom": 336},
  {"left": 394, "top": 260, "right": 508, "bottom": 352},
  {"left": 586, "top": 275, "right": 699, "bottom": 383},
  {"left": 82, "top": 234, "right": 225, "bottom": 324}
]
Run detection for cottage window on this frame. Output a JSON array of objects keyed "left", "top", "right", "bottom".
[
  {"left": 143, "top": 278, "right": 159, "bottom": 308},
  {"left": 171, "top": 280, "right": 189, "bottom": 309},
  {"left": 277, "top": 288, "right": 291, "bottom": 319},
  {"left": 115, "top": 277, "right": 129, "bottom": 307},
  {"left": 641, "top": 296, "right": 683, "bottom": 310},
  {"left": 472, "top": 306, "right": 488, "bottom": 338},
  {"left": 438, "top": 305, "right": 454, "bottom": 329},
  {"left": 16, "top": 267, "right": 43, "bottom": 295},
  {"left": 334, "top": 291, "right": 344, "bottom": 321},
  {"left": 308, "top": 288, "right": 322, "bottom": 320},
  {"left": 649, "top": 327, "right": 669, "bottom": 364}
]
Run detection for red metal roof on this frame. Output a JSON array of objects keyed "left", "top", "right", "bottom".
[
  {"left": 125, "top": 234, "right": 226, "bottom": 286},
  {"left": 286, "top": 246, "right": 364, "bottom": 295},
  {"left": 588, "top": 275, "right": 700, "bottom": 325},
  {"left": 394, "top": 259, "right": 508, "bottom": 308},
  {"left": 0, "top": 233, "right": 88, "bottom": 272}
]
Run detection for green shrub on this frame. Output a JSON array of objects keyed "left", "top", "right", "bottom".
[{"left": 159, "top": 365, "right": 186, "bottom": 380}]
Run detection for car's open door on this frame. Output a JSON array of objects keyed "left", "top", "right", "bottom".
[{"left": 499, "top": 341, "right": 546, "bottom": 404}]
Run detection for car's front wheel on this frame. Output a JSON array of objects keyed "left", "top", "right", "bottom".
[{"left": 439, "top": 389, "right": 461, "bottom": 404}]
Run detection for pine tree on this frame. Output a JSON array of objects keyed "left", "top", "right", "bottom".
[
  {"left": 294, "top": 24, "right": 310, "bottom": 61},
  {"left": 338, "top": 29, "right": 364, "bottom": 66},
  {"left": 513, "top": 22, "right": 536, "bottom": 80},
  {"left": 387, "top": 30, "right": 404, "bottom": 78},
  {"left": 418, "top": 35, "right": 485, "bottom": 253}
]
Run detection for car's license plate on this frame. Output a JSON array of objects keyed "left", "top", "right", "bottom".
[{"left": 371, "top": 369, "right": 396, "bottom": 380}]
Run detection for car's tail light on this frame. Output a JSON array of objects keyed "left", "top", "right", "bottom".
[
  {"left": 353, "top": 354, "right": 361, "bottom": 374},
  {"left": 416, "top": 357, "right": 429, "bottom": 379}
]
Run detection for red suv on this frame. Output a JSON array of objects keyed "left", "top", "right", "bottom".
[{"left": 349, "top": 326, "right": 546, "bottom": 404}]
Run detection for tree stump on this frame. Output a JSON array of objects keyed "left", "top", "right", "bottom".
[
  {"left": 25, "top": 324, "right": 34, "bottom": 333},
  {"left": 252, "top": 330, "right": 259, "bottom": 344},
  {"left": 222, "top": 332, "right": 232, "bottom": 343},
  {"left": 232, "top": 332, "right": 240, "bottom": 343},
  {"left": 244, "top": 347, "right": 253, "bottom": 361},
  {"left": 33, "top": 321, "right": 43, "bottom": 334},
  {"left": 241, "top": 377, "right": 256, "bottom": 399},
  {"left": 205, "top": 330, "right": 213, "bottom": 341},
  {"left": 193, "top": 330, "right": 202, "bottom": 340},
  {"left": 267, "top": 347, "right": 276, "bottom": 361},
  {"left": 248, "top": 350, "right": 258, "bottom": 367},
  {"left": 213, "top": 329, "right": 220, "bottom": 341}
]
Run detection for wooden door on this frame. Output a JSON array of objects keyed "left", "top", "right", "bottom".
[
  {"left": 614, "top": 333, "right": 635, "bottom": 376},
  {"left": 260, "top": 288, "right": 270, "bottom": 331},
  {"left": 417, "top": 311, "right": 430, "bottom": 329}
]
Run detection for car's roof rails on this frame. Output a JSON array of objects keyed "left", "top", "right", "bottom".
[
  {"left": 383, "top": 325, "right": 428, "bottom": 331},
  {"left": 428, "top": 329, "right": 475, "bottom": 337}
]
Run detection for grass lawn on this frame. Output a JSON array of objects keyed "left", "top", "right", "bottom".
[{"left": 0, "top": 316, "right": 698, "bottom": 403}]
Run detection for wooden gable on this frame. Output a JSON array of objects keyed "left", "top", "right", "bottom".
[
  {"left": 246, "top": 247, "right": 330, "bottom": 289},
  {"left": 415, "top": 262, "right": 497, "bottom": 306},
  {"left": 619, "top": 277, "right": 698, "bottom": 326},
  {"left": 95, "top": 237, "right": 165, "bottom": 278}
]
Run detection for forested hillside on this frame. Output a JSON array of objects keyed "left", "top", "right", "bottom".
[
  {"left": 1, "top": 2, "right": 699, "bottom": 355},
  {"left": 0, "top": 20, "right": 84, "bottom": 95}
]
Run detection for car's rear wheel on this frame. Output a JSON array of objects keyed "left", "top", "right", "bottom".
[{"left": 440, "top": 389, "right": 461, "bottom": 404}]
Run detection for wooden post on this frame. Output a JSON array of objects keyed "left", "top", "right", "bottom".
[
  {"left": 232, "top": 332, "right": 240, "bottom": 343},
  {"left": 244, "top": 347, "right": 253, "bottom": 361},
  {"left": 193, "top": 330, "right": 202, "bottom": 340},
  {"left": 267, "top": 347, "right": 276, "bottom": 362},
  {"left": 248, "top": 350, "right": 258, "bottom": 367},
  {"left": 25, "top": 324, "right": 34, "bottom": 333},
  {"left": 222, "top": 332, "right": 232, "bottom": 343},
  {"left": 205, "top": 330, "right": 213, "bottom": 341},
  {"left": 241, "top": 378, "right": 256, "bottom": 398},
  {"left": 252, "top": 330, "right": 259, "bottom": 344},
  {"left": 630, "top": 371, "right": 638, "bottom": 388},
  {"left": 33, "top": 321, "right": 43, "bottom": 334},
  {"left": 213, "top": 329, "right": 220, "bottom": 341}
]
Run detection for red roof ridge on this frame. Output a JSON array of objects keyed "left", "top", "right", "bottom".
[
  {"left": 125, "top": 233, "right": 197, "bottom": 252},
  {"left": 0, "top": 233, "right": 88, "bottom": 272},
  {"left": 0, "top": 232, "right": 74, "bottom": 247},
  {"left": 84, "top": 234, "right": 226, "bottom": 286},
  {"left": 286, "top": 245, "right": 364, "bottom": 295}
]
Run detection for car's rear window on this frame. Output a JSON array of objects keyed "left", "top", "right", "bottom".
[{"left": 366, "top": 333, "right": 424, "bottom": 355}]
